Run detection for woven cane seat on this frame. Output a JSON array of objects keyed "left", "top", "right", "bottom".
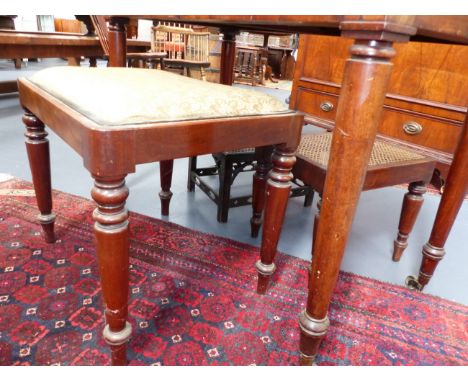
[
  {"left": 297, "top": 133, "right": 426, "bottom": 168},
  {"left": 27, "top": 67, "right": 290, "bottom": 126}
]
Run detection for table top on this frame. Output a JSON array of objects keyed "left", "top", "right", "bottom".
[
  {"left": 128, "top": 15, "right": 468, "bottom": 44},
  {"left": 0, "top": 29, "right": 150, "bottom": 47}
]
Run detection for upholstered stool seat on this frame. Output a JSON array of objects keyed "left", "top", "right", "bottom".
[
  {"left": 18, "top": 66, "right": 304, "bottom": 365},
  {"left": 28, "top": 67, "right": 290, "bottom": 126}
]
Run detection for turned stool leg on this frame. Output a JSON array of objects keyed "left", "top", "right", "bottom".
[
  {"left": 393, "top": 181, "right": 427, "bottom": 262},
  {"left": 159, "top": 160, "right": 174, "bottom": 216},
  {"left": 256, "top": 144, "right": 295, "bottom": 294},
  {"left": 251, "top": 146, "right": 273, "bottom": 238},
  {"left": 23, "top": 110, "right": 56, "bottom": 243},
  {"left": 92, "top": 176, "right": 132, "bottom": 365},
  {"left": 217, "top": 156, "right": 233, "bottom": 223}
]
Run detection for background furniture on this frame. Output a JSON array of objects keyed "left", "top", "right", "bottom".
[
  {"left": 90, "top": 15, "right": 166, "bottom": 69},
  {"left": 289, "top": 33, "right": 468, "bottom": 289},
  {"left": 291, "top": 132, "right": 435, "bottom": 262},
  {"left": 0, "top": 28, "right": 150, "bottom": 94},
  {"left": 54, "top": 18, "right": 82, "bottom": 33},
  {"left": 290, "top": 34, "right": 468, "bottom": 189},
  {"left": 105, "top": 15, "right": 468, "bottom": 365},
  {"left": 408, "top": 113, "right": 468, "bottom": 291},
  {"left": 188, "top": 147, "right": 313, "bottom": 223},
  {"left": 233, "top": 45, "right": 267, "bottom": 86},
  {"left": 153, "top": 23, "right": 211, "bottom": 80}
]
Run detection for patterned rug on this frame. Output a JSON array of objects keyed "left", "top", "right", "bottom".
[{"left": 0, "top": 178, "right": 467, "bottom": 366}]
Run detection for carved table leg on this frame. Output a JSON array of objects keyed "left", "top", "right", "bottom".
[
  {"left": 23, "top": 110, "right": 56, "bottom": 243},
  {"left": 219, "top": 28, "right": 237, "bottom": 85},
  {"left": 159, "top": 160, "right": 174, "bottom": 216},
  {"left": 299, "top": 37, "right": 398, "bottom": 365},
  {"left": 108, "top": 17, "right": 129, "bottom": 67},
  {"left": 91, "top": 176, "right": 131, "bottom": 365},
  {"left": 407, "top": 115, "right": 468, "bottom": 291},
  {"left": 393, "top": 181, "right": 427, "bottom": 262},
  {"left": 251, "top": 146, "right": 273, "bottom": 238},
  {"left": 256, "top": 144, "right": 295, "bottom": 294}
]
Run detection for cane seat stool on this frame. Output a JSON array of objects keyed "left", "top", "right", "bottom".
[{"left": 18, "top": 66, "right": 304, "bottom": 365}]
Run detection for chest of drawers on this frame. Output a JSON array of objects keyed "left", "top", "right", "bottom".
[{"left": 290, "top": 34, "right": 468, "bottom": 184}]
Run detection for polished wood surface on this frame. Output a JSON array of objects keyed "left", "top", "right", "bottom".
[
  {"left": 0, "top": 29, "right": 150, "bottom": 59},
  {"left": 0, "top": 28, "right": 151, "bottom": 94},
  {"left": 104, "top": 15, "right": 467, "bottom": 365},
  {"left": 134, "top": 16, "right": 468, "bottom": 43}
]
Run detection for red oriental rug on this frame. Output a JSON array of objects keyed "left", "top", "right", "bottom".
[{"left": 0, "top": 178, "right": 467, "bottom": 366}]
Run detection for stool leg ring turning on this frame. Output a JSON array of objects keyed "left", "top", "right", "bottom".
[{"left": 92, "top": 176, "right": 131, "bottom": 365}]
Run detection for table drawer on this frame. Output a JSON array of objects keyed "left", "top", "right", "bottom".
[
  {"left": 378, "top": 109, "right": 462, "bottom": 154},
  {"left": 295, "top": 88, "right": 338, "bottom": 123}
]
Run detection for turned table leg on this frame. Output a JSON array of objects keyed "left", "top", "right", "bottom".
[
  {"left": 91, "top": 176, "right": 132, "bottom": 365},
  {"left": 256, "top": 144, "right": 296, "bottom": 294},
  {"left": 108, "top": 17, "right": 129, "bottom": 67},
  {"left": 159, "top": 159, "right": 174, "bottom": 216},
  {"left": 407, "top": 115, "right": 468, "bottom": 291},
  {"left": 23, "top": 110, "right": 56, "bottom": 243},
  {"left": 299, "top": 36, "right": 400, "bottom": 365},
  {"left": 393, "top": 181, "right": 427, "bottom": 262},
  {"left": 251, "top": 146, "right": 273, "bottom": 237},
  {"left": 219, "top": 28, "right": 237, "bottom": 85}
]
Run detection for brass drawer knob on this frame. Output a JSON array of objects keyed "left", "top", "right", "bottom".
[
  {"left": 320, "top": 101, "right": 334, "bottom": 112},
  {"left": 403, "top": 121, "right": 423, "bottom": 135}
]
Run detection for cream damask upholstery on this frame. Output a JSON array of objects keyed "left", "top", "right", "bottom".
[{"left": 28, "top": 67, "right": 290, "bottom": 126}]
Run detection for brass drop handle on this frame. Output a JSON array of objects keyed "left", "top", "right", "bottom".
[
  {"left": 320, "top": 101, "right": 334, "bottom": 112},
  {"left": 403, "top": 121, "right": 423, "bottom": 135}
]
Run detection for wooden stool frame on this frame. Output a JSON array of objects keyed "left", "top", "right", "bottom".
[{"left": 19, "top": 76, "right": 303, "bottom": 365}]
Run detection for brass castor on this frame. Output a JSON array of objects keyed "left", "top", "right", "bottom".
[{"left": 405, "top": 275, "right": 423, "bottom": 291}]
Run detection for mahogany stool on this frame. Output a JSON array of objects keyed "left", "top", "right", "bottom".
[
  {"left": 255, "top": 132, "right": 436, "bottom": 293},
  {"left": 18, "top": 66, "right": 303, "bottom": 365}
]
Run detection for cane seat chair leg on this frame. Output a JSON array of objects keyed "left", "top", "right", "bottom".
[
  {"left": 254, "top": 132, "right": 435, "bottom": 297},
  {"left": 393, "top": 181, "right": 427, "bottom": 262}
]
